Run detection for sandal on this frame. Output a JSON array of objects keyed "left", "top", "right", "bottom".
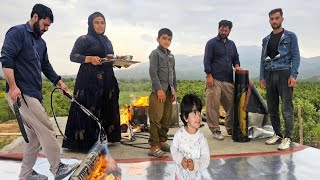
[
  {"left": 160, "top": 143, "right": 171, "bottom": 152},
  {"left": 148, "top": 148, "right": 169, "bottom": 158}
]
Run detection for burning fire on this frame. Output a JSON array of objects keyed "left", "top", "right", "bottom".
[
  {"left": 120, "top": 107, "right": 131, "bottom": 125},
  {"left": 120, "top": 96, "right": 149, "bottom": 125},
  {"left": 132, "top": 96, "right": 149, "bottom": 107},
  {"left": 71, "top": 143, "right": 122, "bottom": 180},
  {"left": 88, "top": 154, "right": 121, "bottom": 180}
]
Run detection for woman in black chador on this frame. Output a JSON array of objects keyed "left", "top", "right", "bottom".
[{"left": 62, "top": 12, "right": 121, "bottom": 152}]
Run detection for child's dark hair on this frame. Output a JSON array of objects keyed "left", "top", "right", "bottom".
[
  {"left": 180, "top": 94, "right": 202, "bottom": 126},
  {"left": 269, "top": 8, "right": 283, "bottom": 17},
  {"left": 158, "top": 28, "right": 173, "bottom": 38},
  {"left": 31, "top": 4, "right": 54, "bottom": 23},
  {"left": 218, "top": 20, "right": 232, "bottom": 29}
]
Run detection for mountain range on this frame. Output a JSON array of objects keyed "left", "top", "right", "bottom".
[
  {"left": 1, "top": 46, "right": 320, "bottom": 81},
  {"left": 114, "top": 45, "right": 320, "bottom": 80}
]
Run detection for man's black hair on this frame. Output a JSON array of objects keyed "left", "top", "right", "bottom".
[
  {"left": 180, "top": 94, "right": 202, "bottom": 126},
  {"left": 218, "top": 20, "right": 233, "bottom": 29},
  {"left": 158, "top": 28, "right": 172, "bottom": 38},
  {"left": 269, "top": 8, "right": 283, "bottom": 17},
  {"left": 31, "top": 4, "right": 54, "bottom": 23}
]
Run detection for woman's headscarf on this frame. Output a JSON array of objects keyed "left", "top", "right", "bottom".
[
  {"left": 87, "top": 12, "right": 114, "bottom": 55},
  {"left": 88, "top": 12, "right": 105, "bottom": 36}
]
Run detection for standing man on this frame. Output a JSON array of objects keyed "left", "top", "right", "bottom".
[
  {"left": 204, "top": 20, "right": 240, "bottom": 141},
  {"left": 1, "top": 4, "right": 78, "bottom": 180},
  {"left": 260, "top": 8, "right": 300, "bottom": 150}
]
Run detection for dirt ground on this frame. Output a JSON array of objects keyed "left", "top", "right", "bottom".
[
  {"left": 0, "top": 119, "right": 20, "bottom": 132},
  {"left": 0, "top": 120, "right": 20, "bottom": 148}
]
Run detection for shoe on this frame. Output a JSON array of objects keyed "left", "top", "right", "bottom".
[
  {"left": 212, "top": 130, "right": 224, "bottom": 141},
  {"left": 278, "top": 138, "right": 292, "bottom": 150},
  {"left": 159, "top": 143, "right": 171, "bottom": 152},
  {"left": 226, "top": 129, "right": 232, "bottom": 135},
  {"left": 265, "top": 134, "right": 282, "bottom": 145},
  {"left": 148, "top": 148, "right": 169, "bottom": 158},
  {"left": 26, "top": 170, "right": 48, "bottom": 180},
  {"left": 54, "top": 162, "right": 79, "bottom": 180}
]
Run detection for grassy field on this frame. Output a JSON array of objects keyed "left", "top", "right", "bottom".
[
  {"left": 0, "top": 92, "right": 15, "bottom": 123},
  {"left": 316, "top": 124, "right": 320, "bottom": 137},
  {"left": 315, "top": 124, "right": 320, "bottom": 146}
]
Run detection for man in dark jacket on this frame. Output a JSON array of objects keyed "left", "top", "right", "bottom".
[
  {"left": 1, "top": 4, "right": 78, "bottom": 180},
  {"left": 260, "top": 8, "right": 300, "bottom": 150},
  {"left": 203, "top": 20, "right": 240, "bottom": 140}
]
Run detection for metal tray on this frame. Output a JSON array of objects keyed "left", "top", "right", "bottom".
[{"left": 100, "top": 59, "right": 140, "bottom": 67}]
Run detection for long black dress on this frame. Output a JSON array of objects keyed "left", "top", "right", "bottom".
[{"left": 62, "top": 12, "right": 121, "bottom": 152}]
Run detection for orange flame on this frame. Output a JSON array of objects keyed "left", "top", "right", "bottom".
[
  {"left": 132, "top": 96, "right": 149, "bottom": 107},
  {"left": 120, "top": 96, "right": 149, "bottom": 125},
  {"left": 88, "top": 155, "right": 121, "bottom": 180},
  {"left": 120, "top": 106, "right": 131, "bottom": 125}
]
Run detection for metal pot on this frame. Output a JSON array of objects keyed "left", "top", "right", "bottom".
[{"left": 123, "top": 55, "right": 133, "bottom": 61}]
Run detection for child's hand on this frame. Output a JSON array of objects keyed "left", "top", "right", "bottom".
[
  {"left": 187, "top": 159, "right": 194, "bottom": 171},
  {"left": 181, "top": 157, "right": 188, "bottom": 169},
  {"left": 157, "top": 90, "right": 166, "bottom": 103}
]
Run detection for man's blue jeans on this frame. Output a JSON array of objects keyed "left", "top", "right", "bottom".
[{"left": 266, "top": 69, "right": 294, "bottom": 138}]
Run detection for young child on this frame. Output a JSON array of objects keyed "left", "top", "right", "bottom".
[
  {"left": 148, "top": 28, "right": 177, "bottom": 158},
  {"left": 171, "top": 94, "right": 210, "bottom": 180}
]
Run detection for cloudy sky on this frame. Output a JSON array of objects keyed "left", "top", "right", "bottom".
[{"left": 0, "top": 0, "right": 319, "bottom": 75}]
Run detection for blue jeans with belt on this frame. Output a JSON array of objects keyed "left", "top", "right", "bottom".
[{"left": 266, "top": 69, "right": 294, "bottom": 138}]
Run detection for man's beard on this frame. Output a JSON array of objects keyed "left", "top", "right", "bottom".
[
  {"left": 218, "top": 33, "right": 229, "bottom": 39},
  {"left": 33, "top": 20, "right": 43, "bottom": 36},
  {"left": 272, "top": 23, "right": 282, "bottom": 30}
]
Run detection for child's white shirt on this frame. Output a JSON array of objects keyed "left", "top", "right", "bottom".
[{"left": 170, "top": 127, "right": 210, "bottom": 180}]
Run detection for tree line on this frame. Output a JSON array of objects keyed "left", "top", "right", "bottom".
[{"left": 0, "top": 78, "right": 319, "bottom": 147}]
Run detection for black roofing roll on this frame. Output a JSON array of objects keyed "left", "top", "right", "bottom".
[{"left": 233, "top": 69, "right": 250, "bottom": 142}]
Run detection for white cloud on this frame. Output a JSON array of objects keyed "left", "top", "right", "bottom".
[{"left": 0, "top": 0, "right": 319, "bottom": 75}]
